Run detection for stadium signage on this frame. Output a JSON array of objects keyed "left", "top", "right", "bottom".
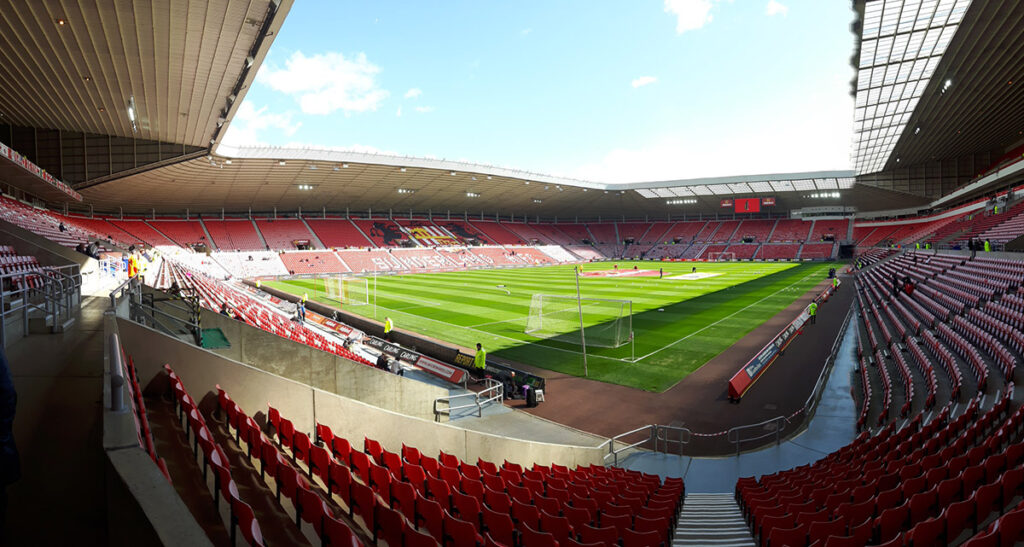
[
  {"left": 0, "top": 140, "right": 82, "bottom": 201},
  {"left": 365, "top": 336, "right": 467, "bottom": 384},
  {"left": 728, "top": 286, "right": 830, "bottom": 401}
]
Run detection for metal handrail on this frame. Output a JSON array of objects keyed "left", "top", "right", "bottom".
[
  {"left": 0, "top": 267, "right": 82, "bottom": 346},
  {"left": 600, "top": 425, "right": 655, "bottom": 466},
  {"left": 433, "top": 378, "right": 504, "bottom": 421}
]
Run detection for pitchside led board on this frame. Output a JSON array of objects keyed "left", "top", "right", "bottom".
[{"left": 720, "top": 198, "right": 776, "bottom": 213}]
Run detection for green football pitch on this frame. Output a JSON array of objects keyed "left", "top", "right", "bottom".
[{"left": 266, "top": 261, "right": 836, "bottom": 392}]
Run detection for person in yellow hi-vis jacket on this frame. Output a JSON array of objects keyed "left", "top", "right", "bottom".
[
  {"left": 808, "top": 301, "right": 818, "bottom": 325},
  {"left": 384, "top": 317, "right": 394, "bottom": 341}
]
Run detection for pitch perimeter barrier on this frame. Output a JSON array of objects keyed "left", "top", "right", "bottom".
[{"left": 727, "top": 281, "right": 837, "bottom": 401}]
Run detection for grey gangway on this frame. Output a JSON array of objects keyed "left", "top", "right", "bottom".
[{"left": 674, "top": 493, "right": 755, "bottom": 547}]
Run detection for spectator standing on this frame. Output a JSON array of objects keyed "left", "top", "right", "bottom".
[
  {"left": 474, "top": 343, "right": 487, "bottom": 377},
  {"left": 808, "top": 301, "right": 818, "bottom": 324},
  {"left": 384, "top": 317, "right": 394, "bottom": 341}
]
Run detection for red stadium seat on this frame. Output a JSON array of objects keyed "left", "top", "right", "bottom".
[
  {"left": 519, "top": 522, "right": 559, "bottom": 547},
  {"left": 482, "top": 505, "right": 515, "bottom": 546}
]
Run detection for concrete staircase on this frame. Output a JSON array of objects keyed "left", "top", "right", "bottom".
[{"left": 674, "top": 493, "right": 755, "bottom": 546}]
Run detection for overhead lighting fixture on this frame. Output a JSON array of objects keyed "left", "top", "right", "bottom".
[
  {"left": 486, "top": 176, "right": 492, "bottom": 180},
  {"left": 450, "top": 171, "right": 457, "bottom": 176},
  {"left": 228, "top": 93, "right": 237, "bottom": 103},
  {"left": 533, "top": 199, "right": 543, "bottom": 204},
  {"left": 127, "top": 96, "right": 138, "bottom": 132},
  {"left": 471, "top": 176, "right": 477, "bottom": 181},
  {"left": 666, "top": 199, "right": 697, "bottom": 205},
  {"left": 466, "top": 192, "right": 480, "bottom": 198},
  {"left": 224, "top": 159, "right": 232, "bottom": 165},
  {"left": 808, "top": 192, "right": 841, "bottom": 199},
  {"left": 297, "top": 184, "right": 314, "bottom": 191},
  {"left": 278, "top": 160, "right": 286, "bottom": 166},
  {"left": 341, "top": 163, "right": 348, "bottom": 168},
  {"left": 309, "top": 164, "right": 317, "bottom": 170},
  {"left": 83, "top": 75, "right": 91, "bottom": 82},
  {"left": 399, "top": 167, "right": 407, "bottom": 172},
  {"left": 245, "top": 56, "right": 255, "bottom": 68},
  {"left": 914, "top": 127, "right": 920, "bottom": 135},
  {"left": 895, "top": 157, "right": 900, "bottom": 163},
  {"left": 333, "top": 166, "right": 339, "bottom": 171},
  {"left": 98, "top": 107, "right": 105, "bottom": 113},
  {"left": 56, "top": 18, "right": 66, "bottom": 26},
  {"left": 524, "top": 181, "right": 530, "bottom": 185},
  {"left": 397, "top": 188, "right": 416, "bottom": 194}
]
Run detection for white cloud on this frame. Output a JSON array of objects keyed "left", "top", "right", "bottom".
[
  {"left": 631, "top": 76, "right": 658, "bottom": 88},
  {"left": 257, "top": 51, "right": 389, "bottom": 115},
  {"left": 765, "top": 0, "right": 789, "bottom": 17},
  {"left": 521, "top": 28, "right": 532, "bottom": 35},
  {"left": 663, "top": 0, "right": 717, "bottom": 34},
  {"left": 404, "top": 88, "right": 422, "bottom": 99},
  {"left": 414, "top": 106, "right": 435, "bottom": 113},
  {"left": 220, "top": 101, "right": 302, "bottom": 147},
  {"left": 396, "top": 106, "right": 402, "bottom": 117}
]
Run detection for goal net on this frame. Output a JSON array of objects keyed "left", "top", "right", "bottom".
[
  {"left": 324, "top": 277, "right": 369, "bottom": 305},
  {"left": 524, "top": 295, "right": 632, "bottom": 348},
  {"left": 708, "top": 252, "right": 736, "bottom": 262}
]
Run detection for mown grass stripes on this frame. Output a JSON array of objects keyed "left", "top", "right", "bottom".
[{"left": 267, "top": 260, "right": 835, "bottom": 391}]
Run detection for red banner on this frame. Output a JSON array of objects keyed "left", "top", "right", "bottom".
[{"left": 0, "top": 140, "right": 82, "bottom": 201}]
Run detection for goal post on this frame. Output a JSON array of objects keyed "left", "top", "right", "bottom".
[
  {"left": 708, "top": 251, "right": 736, "bottom": 262},
  {"left": 323, "top": 277, "right": 369, "bottom": 305},
  {"left": 525, "top": 294, "right": 633, "bottom": 348}
]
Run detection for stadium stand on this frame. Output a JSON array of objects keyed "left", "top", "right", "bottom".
[
  {"left": 466, "top": 220, "right": 528, "bottom": 245},
  {"left": 712, "top": 220, "right": 742, "bottom": 243},
  {"left": 770, "top": 219, "right": 813, "bottom": 242},
  {"left": 204, "top": 220, "right": 267, "bottom": 251},
  {"left": 432, "top": 219, "right": 496, "bottom": 245},
  {"left": 499, "top": 222, "right": 558, "bottom": 245},
  {"left": 800, "top": 243, "right": 836, "bottom": 260},
  {"left": 693, "top": 221, "right": 723, "bottom": 242},
  {"left": 0, "top": 196, "right": 118, "bottom": 250},
  {"left": 214, "top": 251, "right": 290, "bottom": 278},
  {"left": 810, "top": 219, "right": 850, "bottom": 242},
  {"left": 586, "top": 223, "right": 618, "bottom": 244},
  {"left": 526, "top": 224, "right": 577, "bottom": 246},
  {"left": 726, "top": 243, "right": 759, "bottom": 259},
  {"left": 279, "top": 251, "right": 350, "bottom": 275},
  {"left": 352, "top": 218, "right": 413, "bottom": 247},
  {"left": 108, "top": 219, "right": 178, "bottom": 247},
  {"left": 553, "top": 224, "right": 594, "bottom": 245},
  {"left": 305, "top": 218, "right": 375, "bottom": 248},
  {"left": 149, "top": 220, "right": 210, "bottom": 247},
  {"left": 735, "top": 219, "right": 776, "bottom": 242},
  {"left": 616, "top": 222, "right": 652, "bottom": 243},
  {"left": 254, "top": 218, "right": 321, "bottom": 250},
  {"left": 758, "top": 244, "right": 802, "bottom": 260}
]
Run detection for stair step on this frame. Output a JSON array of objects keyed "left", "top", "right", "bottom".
[{"left": 676, "top": 494, "right": 756, "bottom": 547}]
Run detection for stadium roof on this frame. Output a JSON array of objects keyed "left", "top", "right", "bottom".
[
  {"left": 78, "top": 145, "right": 926, "bottom": 217},
  {"left": 0, "top": 0, "right": 290, "bottom": 150},
  {"left": 853, "top": 0, "right": 1024, "bottom": 176}
]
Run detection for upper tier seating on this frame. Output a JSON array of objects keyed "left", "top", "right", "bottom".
[
  {"left": 466, "top": 220, "right": 528, "bottom": 245},
  {"left": 108, "top": 220, "right": 177, "bottom": 247},
  {"left": 640, "top": 222, "right": 677, "bottom": 244},
  {"left": 0, "top": 196, "right": 117, "bottom": 249},
  {"left": 978, "top": 205, "right": 1024, "bottom": 245},
  {"left": 811, "top": 219, "right": 850, "bottom": 241},
  {"left": 617, "top": 222, "right": 652, "bottom": 242},
  {"left": 431, "top": 220, "right": 496, "bottom": 245},
  {"left": 770, "top": 220, "right": 812, "bottom": 242},
  {"left": 204, "top": 220, "right": 266, "bottom": 251},
  {"left": 553, "top": 224, "right": 594, "bottom": 245},
  {"left": 586, "top": 223, "right": 618, "bottom": 244},
  {"left": 255, "top": 219, "right": 320, "bottom": 250},
  {"left": 524, "top": 225, "right": 576, "bottom": 246},
  {"left": 305, "top": 219, "right": 374, "bottom": 248},
  {"left": 694, "top": 221, "right": 722, "bottom": 242},
  {"left": 736, "top": 220, "right": 776, "bottom": 242},
  {"left": 727, "top": 244, "right": 759, "bottom": 259},
  {"left": 711, "top": 221, "right": 742, "bottom": 243},
  {"left": 149, "top": 220, "right": 209, "bottom": 247},
  {"left": 352, "top": 219, "right": 412, "bottom": 247},
  {"left": 498, "top": 222, "right": 556, "bottom": 245},
  {"left": 393, "top": 219, "right": 462, "bottom": 247}
]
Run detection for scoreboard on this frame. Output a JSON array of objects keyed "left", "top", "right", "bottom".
[{"left": 721, "top": 197, "right": 775, "bottom": 213}]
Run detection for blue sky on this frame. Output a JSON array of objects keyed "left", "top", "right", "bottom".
[{"left": 221, "top": 0, "right": 858, "bottom": 182}]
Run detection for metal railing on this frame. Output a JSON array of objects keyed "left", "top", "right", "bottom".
[
  {"left": 599, "top": 424, "right": 693, "bottom": 466},
  {"left": 433, "top": 378, "right": 504, "bottom": 421},
  {"left": 0, "top": 265, "right": 82, "bottom": 347},
  {"left": 110, "top": 279, "right": 204, "bottom": 345}
]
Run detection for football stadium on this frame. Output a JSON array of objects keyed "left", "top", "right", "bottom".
[{"left": 2, "top": 1, "right": 1024, "bottom": 546}]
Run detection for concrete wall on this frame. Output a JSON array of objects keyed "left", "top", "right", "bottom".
[
  {"left": 199, "top": 308, "right": 445, "bottom": 421},
  {"left": 102, "top": 312, "right": 213, "bottom": 547},
  {"left": 118, "top": 318, "right": 606, "bottom": 469}
]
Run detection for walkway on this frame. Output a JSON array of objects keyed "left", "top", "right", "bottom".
[
  {"left": 674, "top": 493, "right": 755, "bottom": 547},
  {"left": 5, "top": 296, "right": 108, "bottom": 546},
  {"left": 619, "top": 312, "right": 860, "bottom": 492}
]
